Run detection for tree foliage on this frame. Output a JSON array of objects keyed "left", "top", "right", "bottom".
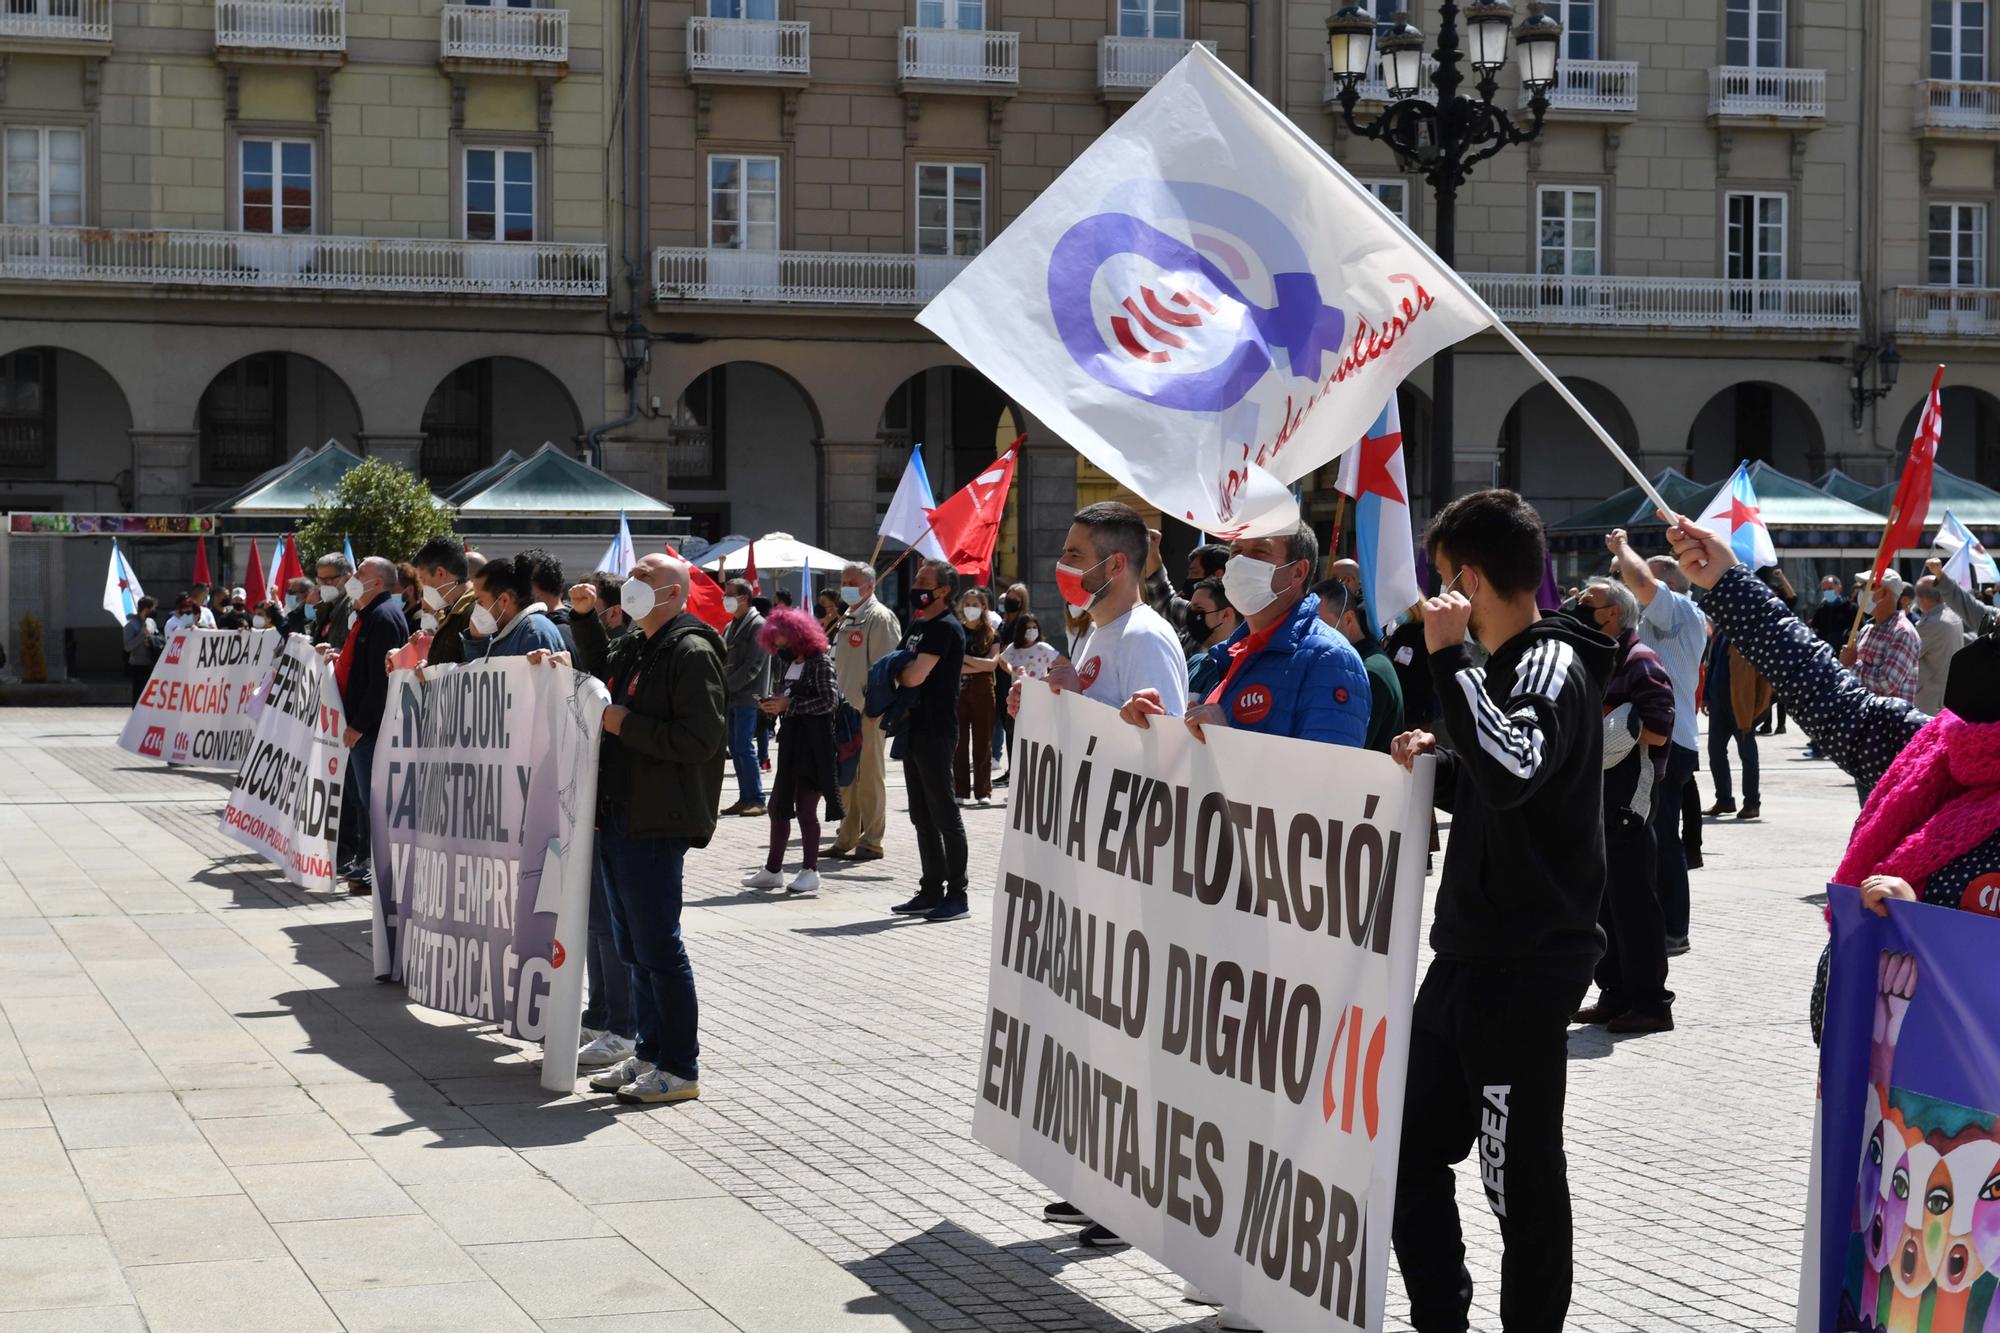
[{"left": 297, "top": 458, "right": 457, "bottom": 567}]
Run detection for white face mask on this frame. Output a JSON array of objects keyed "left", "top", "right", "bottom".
[
  {"left": 722, "top": 597, "right": 740, "bottom": 616},
  {"left": 469, "top": 602, "right": 499, "bottom": 637},
  {"left": 621, "top": 577, "right": 657, "bottom": 621},
  {"left": 1222, "top": 554, "right": 1286, "bottom": 618},
  {"left": 840, "top": 585, "right": 862, "bottom": 606},
  {"left": 960, "top": 607, "right": 980, "bottom": 623},
  {"left": 1023, "top": 628, "right": 1040, "bottom": 644},
  {"left": 319, "top": 583, "right": 341, "bottom": 602},
  {"left": 251, "top": 614, "right": 269, "bottom": 629},
  {"left": 343, "top": 576, "right": 364, "bottom": 602},
  {"left": 419, "top": 612, "right": 439, "bottom": 633},
  {"left": 421, "top": 583, "right": 447, "bottom": 611}
]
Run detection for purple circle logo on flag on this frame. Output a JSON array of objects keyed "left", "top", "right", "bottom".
[{"left": 1047, "top": 182, "right": 1346, "bottom": 414}]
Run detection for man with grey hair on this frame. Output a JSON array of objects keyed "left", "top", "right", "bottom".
[
  {"left": 828, "top": 559, "right": 900, "bottom": 861},
  {"left": 1604, "top": 529, "right": 1706, "bottom": 954},
  {"left": 313, "top": 551, "right": 356, "bottom": 652},
  {"left": 1911, "top": 573, "right": 1967, "bottom": 715},
  {"left": 336, "top": 554, "right": 409, "bottom": 896}
]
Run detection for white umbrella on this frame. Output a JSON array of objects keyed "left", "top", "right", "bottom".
[
  {"left": 689, "top": 533, "right": 751, "bottom": 568},
  {"left": 699, "top": 532, "right": 846, "bottom": 573}
]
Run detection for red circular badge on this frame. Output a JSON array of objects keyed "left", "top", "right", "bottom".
[
  {"left": 1961, "top": 874, "right": 2000, "bottom": 917},
  {"left": 848, "top": 632, "right": 864, "bottom": 648},
  {"left": 550, "top": 941, "right": 566, "bottom": 968},
  {"left": 1334, "top": 687, "right": 1350, "bottom": 705},
  {"left": 1233, "top": 683, "right": 1273, "bottom": 724},
  {"left": 1078, "top": 657, "right": 1102, "bottom": 689}
]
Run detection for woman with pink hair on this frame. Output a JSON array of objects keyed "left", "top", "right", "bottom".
[{"left": 742, "top": 605, "right": 845, "bottom": 894}]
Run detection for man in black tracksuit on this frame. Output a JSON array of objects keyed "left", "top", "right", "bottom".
[{"left": 1389, "top": 490, "right": 1615, "bottom": 1332}]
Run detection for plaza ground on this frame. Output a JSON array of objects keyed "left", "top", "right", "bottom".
[{"left": 0, "top": 706, "right": 1831, "bottom": 1331}]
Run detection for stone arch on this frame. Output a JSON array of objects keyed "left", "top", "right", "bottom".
[
  {"left": 665, "top": 360, "right": 825, "bottom": 544},
  {"left": 1686, "top": 381, "right": 1827, "bottom": 481},
  {"left": 0, "top": 345, "right": 135, "bottom": 503},
  {"left": 417, "top": 357, "right": 584, "bottom": 487},
  {"left": 1894, "top": 385, "right": 2000, "bottom": 488},
  {"left": 874, "top": 365, "right": 1018, "bottom": 500},
  {"left": 1497, "top": 377, "right": 1639, "bottom": 525},
  {"left": 193, "top": 352, "right": 363, "bottom": 488}
]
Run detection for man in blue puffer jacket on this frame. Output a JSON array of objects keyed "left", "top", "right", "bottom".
[{"left": 1122, "top": 521, "right": 1370, "bottom": 748}]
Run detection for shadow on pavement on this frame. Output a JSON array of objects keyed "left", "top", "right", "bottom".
[{"left": 793, "top": 917, "right": 932, "bottom": 938}]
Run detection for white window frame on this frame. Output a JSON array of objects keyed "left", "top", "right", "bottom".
[
  {"left": 1547, "top": 0, "right": 1596, "bottom": 60},
  {"left": 1536, "top": 185, "right": 1600, "bottom": 277},
  {"left": 1724, "top": 191, "right": 1788, "bottom": 282},
  {"left": 1933, "top": 0, "right": 1988, "bottom": 80},
  {"left": 707, "top": 153, "right": 781, "bottom": 251},
  {"left": 2, "top": 124, "right": 84, "bottom": 229},
  {"left": 1929, "top": 202, "right": 1988, "bottom": 288},
  {"left": 708, "top": 0, "right": 777, "bottom": 17},
  {"left": 915, "top": 161, "right": 985, "bottom": 257},
  {"left": 1360, "top": 178, "right": 1409, "bottom": 224},
  {"left": 1118, "top": 0, "right": 1184, "bottom": 40},
  {"left": 237, "top": 136, "right": 315, "bottom": 236},
  {"left": 917, "top": 0, "right": 984, "bottom": 28},
  {"left": 1725, "top": 0, "right": 1785, "bottom": 68},
  {"left": 463, "top": 145, "right": 536, "bottom": 242}
]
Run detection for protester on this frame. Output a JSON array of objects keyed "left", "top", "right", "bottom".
[
  {"left": 1705, "top": 622, "right": 1769, "bottom": 821},
  {"left": 954, "top": 588, "right": 1002, "bottom": 805},
  {"left": 814, "top": 588, "right": 843, "bottom": 639},
  {"left": 214, "top": 596, "right": 248, "bottom": 630},
  {"left": 521, "top": 549, "right": 577, "bottom": 657},
  {"left": 394, "top": 562, "right": 422, "bottom": 624},
  {"left": 890, "top": 559, "right": 970, "bottom": 921},
  {"left": 1842, "top": 571, "right": 1921, "bottom": 705},
  {"left": 591, "top": 572, "right": 629, "bottom": 636},
  {"left": 1143, "top": 532, "right": 1228, "bottom": 637},
  {"left": 163, "top": 594, "right": 198, "bottom": 635},
  {"left": 280, "top": 577, "right": 313, "bottom": 637},
  {"left": 337, "top": 556, "right": 410, "bottom": 897},
  {"left": 721, "top": 579, "right": 771, "bottom": 817},
  {"left": 1183, "top": 577, "right": 1238, "bottom": 699},
  {"left": 1911, "top": 574, "right": 1966, "bottom": 715},
  {"left": 1664, "top": 514, "right": 2000, "bottom": 1043},
  {"left": 1574, "top": 576, "right": 1676, "bottom": 1033},
  {"left": 741, "top": 606, "right": 845, "bottom": 895},
  {"left": 1927, "top": 556, "right": 1999, "bottom": 635},
  {"left": 122, "top": 596, "right": 163, "bottom": 703},
  {"left": 313, "top": 552, "right": 354, "bottom": 651},
  {"left": 1327, "top": 557, "right": 1363, "bottom": 602},
  {"left": 465, "top": 554, "right": 566, "bottom": 658},
  {"left": 564, "top": 554, "right": 723, "bottom": 1105},
  {"left": 993, "top": 582, "right": 1032, "bottom": 780},
  {"left": 999, "top": 613, "right": 1059, "bottom": 682},
  {"left": 1387, "top": 489, "right": 1614, "bottom": 1332},
  {"left": 464, "top": 549, "right": 487, "bottom": 577},
  {"left": 410, "top": 536, "right": 478, "bottom": 662},
  {"left": 187, "top": 582, "right": 218, "bottom": 629},
  {"left": 1604, "top": 531, "right": 1707, "bottom": 957},
  {"left": 1313, "top": 577, "right": 1404, "bottom": 752},
  {"left": 1385, "top": 600, "right": 1437, "bottom": 729},
  {"left": 1754, "top": 567, "right": 1795, "bottom": 736},
  {"left": 828, "top": 562, "right": 900, "bottom": 863}
]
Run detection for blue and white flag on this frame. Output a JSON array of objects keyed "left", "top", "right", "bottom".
[
  {"left": 1935, "top": 508, "right": 1999, "bottom": 589},
  {"left": 342, "top": 535, "right": 355, "bottom": 567},
  {"left": 102, "top": 538, "right": 143, "bottom": 623},
  {"left": 595, "top": 509, "right": 636, "bottom": 579},
  {"left": 800, "top": 548, "right": 812, "bottom": 604},
  {"left": 880, "top": 443, "right": 947, "bottom": 560},
  {"left": 1696, "top": 462, "right": 1778, "bottom": 571},
  {"left": 1335, "top": 396, "right": 1422, "bottom": 634},
  {"left": 917, "top": 45, "right": 1492, "bottom": 538}
]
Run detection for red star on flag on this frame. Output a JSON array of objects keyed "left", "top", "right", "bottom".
[
  {"left": 1729, "top": 495, "right": 1762, "bottom": 532},
  {"left": 1354, "top": 427, "right": 1406, "bottom": 506}
]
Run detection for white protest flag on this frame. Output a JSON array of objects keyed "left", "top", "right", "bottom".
[
  {"left": 1935, "top": 508, "right": 1999, "bottom": 588},
  {"left": 881, "top": 443, "right": 947, "bottom": 559},
  {"left": 219, "top": 634, "right": 348, "bottom": 892},
  {"left": 103, "top": 538, "right": 143, "bottom": 623},
  {"left": 596, "top": 509, "right": 637, "bottom": 578},
  {"left": 918, "top": 45, "right": 1492, "bottom": 538}
]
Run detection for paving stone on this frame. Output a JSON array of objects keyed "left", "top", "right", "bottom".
[
  {"left": 275, "top": 1214, "right": 485, "bottom": 1291},
  {"left": 125, "top": 1256, "right": 338, "bottom": 1332},
  {"left": 98, "top": 1194, "right": 287, "bottom": 1267}
]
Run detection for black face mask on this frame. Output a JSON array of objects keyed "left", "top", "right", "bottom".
[
  {"left": 1001, "top": 598, "right": 1022, "bottom": 616},
  {"left": 913, "top": 587, "right": 939, "bottom": 612}
]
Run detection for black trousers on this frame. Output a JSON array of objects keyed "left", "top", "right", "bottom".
[
  {"left": 1679, "top": 772, "right": 1703, "bottom": 861},
  {"left": 900, "top": 728, "right": 967, "bottom": 898},
  {"left": 1594, "top": 812, "right": 1672, "bottom": 1015},
  {"left": 1651, "top": 744, "right": 1697, "bottom": 937},
  {"left": 128, "top": 664, "right": 151, "bottom": 704},
  {"left": 1394, "top": 959, "right": 1587, "bottom": 1333}
]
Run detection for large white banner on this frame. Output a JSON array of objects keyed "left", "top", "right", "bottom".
[
  {"left": 219, "top": 634, "right": 348, "bottom": 893},
  {"left": 368, "top": 658, "right": 608, "bottom": 1093},
  {"left": 976, "top": 689, "right": 1433, "bottom": 1332},
  {"left": 118, "top": 627, "right": 282, "bottom": 768},
  {"left": 918, "top": 45, "right": 1490, "bottom": 538}
]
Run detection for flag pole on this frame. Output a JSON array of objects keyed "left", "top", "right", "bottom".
[
  {"left": 1845, "top": 363, "right": 1946, "bottom": 650},
  {"left": 1328, "top": 494, "right": 1348, "bottom": 572}
]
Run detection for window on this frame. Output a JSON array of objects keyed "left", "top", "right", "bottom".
[
  {"left": 1933, "top": 0, "right": 1988, "bottom": 80},
  {"left": 1118, "top": 0, "right": 1182, "bottom": 39},
  {"left": 1548, "top": 0, "right": 1595, "bottom": 60},
  {"left": 0, "top": 350, "right": 52, "bottom": 475},
  {"left": 1725, "top": 0, "right": 1784, "bottom": 67},
  {"left": 708, "top": 0, "right": 776, "bottom": 16},
  {"left": 1930, "top": 203, "right": 1987, "bottom": 287},
  {"left": 1361, "top": 178, "right": 1409, "bottom": 224},
  {"left": 2, "top": 1, "right": 87, "bottom": 15},
  {"left": 1537, "top": 186, "right": 1599, "bottom": 276},
  {"left": 239, "top": 139, "right": 313, "bottom": 235},
  {"left": 421, "top": 363, "right": 490, "bottom": 483},
  {"left": 465, "top": 147, "right": 534, "bottom": 242},
  {"left": 918, "top": 0, "right": 983, "bottom": 27},
  {"left": 199, "top": 355, "right": 284, "bottom": 482},
  {"left": 1726, "top": 192, "right": 1787, "bottom": 281},
  {"left": 917, "top": 163, "right": 984, "bottom": 256},
  {"left": 708, "top": 155, "right": 779, "bottom": 250},
  {"left": 3, "top": 127, "right": 83, "bottom": 227}
]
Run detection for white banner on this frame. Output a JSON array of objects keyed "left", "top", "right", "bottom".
[
  {"left": 118, "top": 627, "right": 283, "bottom": 768},
  {"left": 218, "top": 634, "right": 348, "bottom": 893},
  {"left": 368, "top": 659, "right": 608, "bottom": 1093},
  {"left": 975, "top": 689, "right": 1433, "bottom": 1332}
]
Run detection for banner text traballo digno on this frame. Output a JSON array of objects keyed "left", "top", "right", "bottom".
[{"left": 976, "top": 689, "right": 1432, "bottom": 1333}]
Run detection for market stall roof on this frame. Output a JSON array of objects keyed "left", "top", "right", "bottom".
[
  {"left": 1814, "top": 468, "right": 1879, "bottom": 507},
  {"left": 1547, "top": 468, "right": 1711, "bottom": 533},
  {"left": 439, "top": 450, "right": 524, "bottom": 506},
  {"left": 450, "top": 443, "right": 673, "bottom": 516},
  {"left": 1666, "top": 462, "right": 1888, "bottom": 529},
  {"left": 1857, "top": 465, "right": 2000, "bottom": 529},
  {"left": 1548, "top": 462, "right": 1889, "bottom": 553},
  {"left": 217, "top": 441, "right": 363, "bottom": 513}
]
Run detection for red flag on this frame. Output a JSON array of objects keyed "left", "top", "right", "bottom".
[
  {"left": 926, "top": 438, "right": 1022, "bottom": 576},
  {"left": 1872, "top": 364, "right": 1944, "bottom": 587},
  {"left": 191, "top": 537, "right": 212, "bottom": 587},
  {"left": 242, "top": 540, "right": 266, "bottom": 606},
  {"left": 272, "top": 532, "right": 306, "bottom": 601},
  {"left": 744, "top": 541, "right": 761, "bottom": 597},
  {"left": 664, "top": 543, "right": 731, "bottom": 631}
]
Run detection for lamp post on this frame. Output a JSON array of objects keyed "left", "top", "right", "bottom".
[{"left": 1327, "top": 1, "right": 1562, "bottom": 508}]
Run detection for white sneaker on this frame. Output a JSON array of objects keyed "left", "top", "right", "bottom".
[
  {"left": 787, "top": 869, "right": 821, "bottom": 894},
  {"left": 576, "top": 1030, "right": 635, "bottom": 1068},
  {"left": 578, "top": 1025, "right": 605, "bottom": 1045},
  {"left": 586, "top": 1054, "right": 652, "bottom": 1094},
  {"left": 615, "top": 1067, "right": 701, "bottom": 1104},
  {"left": 742, "top": 867, "right": 784, "bottom": 889},
  {"left": 1182, "top": 1282, "right": 1222, "bottom": 1307},
  {"left": 1217, "top": 1310, "right": 1262, "bottom": 1331}
]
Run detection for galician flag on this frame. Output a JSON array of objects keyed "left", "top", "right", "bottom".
[
  {"left": 1936, "top": 508, "right": 1999, "bottom": 589},
  {"left": 102, "top": 539, "right": 143, "bottom": 623},
  {"left": 917, "top": 45, "right": 1492, "bottom": 538},
  {"left": 880, "top": 443, "right": 947, "bottom": 560},
  {"left": 343, "top": 535, "right": 355, "bottom": 567},
  {"left": 1696, "top": 461, "right": 1778, "bottom": 571},
  {"left": 800, "top": 548, "right": 812, "bottom": 604},
  {"left": 596, "top": 510, "right": 636, "bottom": 577},
  {"left": 1333, "top": 396, "right": 1421, "bottom": 634}
]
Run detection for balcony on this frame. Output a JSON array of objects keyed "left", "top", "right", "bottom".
[
  {"left": 439, "top": 4, "right": 568, "bottom": 74},
  {"left": 1915, "top": 80, "right": 2000, "bottom": 137},
  {"left": 0, "top": 226, "right": 606, "bottom": 299},
  {"left": 1097, "top": 36, "right": 1215, "bottom": 97},
  {"left": 686, "top": 16, "right": 809, "bottom": 84},
  {"left": 1465, "top": 273, "right": 1860, "bottom": 333},
  {"left": 1525, "top": 58, "right": 1638, "bottom": 117},
  {"left": 0, "top": 0, "right": 111, "bottom": 50},
  {"left": 1323, "top": 58, "right": 1439, "bottom": 107},
  {"left": 215, "top": 0, "right": 346, "bottom": 63},
  {"left": 1893, "top": 286, "right": 2000, "bottom": 338},
  {"left": 899, "top": 26, "right": 1018, "bottom": 89},
  {"left": 654, "top": 247, "right": 972, "bottom": 307},
  {"left": 1708, "top": 65, "right": 1826, "bottom": 121}
]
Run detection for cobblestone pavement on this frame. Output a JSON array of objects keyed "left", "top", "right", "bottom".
[{"left": 0, "top": 707, "right": 1835, "bottom": 1330}]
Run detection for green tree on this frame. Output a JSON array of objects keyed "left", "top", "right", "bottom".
[{"left": 297, "top": 458, "right": 457, "bottom": 567}]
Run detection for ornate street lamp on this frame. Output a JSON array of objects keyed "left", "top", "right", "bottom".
[{"left": 1327, "top": 1, "right": 1562, "bottom": 508}]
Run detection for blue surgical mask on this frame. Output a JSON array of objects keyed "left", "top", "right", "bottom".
[
  {"left": 1821, "top": 589, "right": 1839, "bottom": 605},
  {"left": 840, "top": 586, "right": 861, "bottom": 606},
  {"left": 303, "top": 604, "right": 318, "bottom": 624}
]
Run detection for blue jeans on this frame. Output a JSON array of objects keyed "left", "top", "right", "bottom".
[
  {"left": 598, "top": 816, "right": 698, "bottom": 1079},
  {"left": 729, "top": 706, "right": 766, "bottom": 806},
  {"left": 580, "top": 845, "right": 631, "bottom": 1039},
  {"left": 344, "top": 732, "right": 377, "bottom": 886}
]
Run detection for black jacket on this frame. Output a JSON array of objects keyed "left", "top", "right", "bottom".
[
  {"left": 545, "top": 604, "right": 580, "bottom": 659},
  {"left": 342, "top": 592, "right": 410, "bottom": 738},
  {"left": 1427, "top": 614, "right": 1617, "bottom": 985},
  {"left": 576, "top": 610, "right": 727, "bottom": 845}
]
